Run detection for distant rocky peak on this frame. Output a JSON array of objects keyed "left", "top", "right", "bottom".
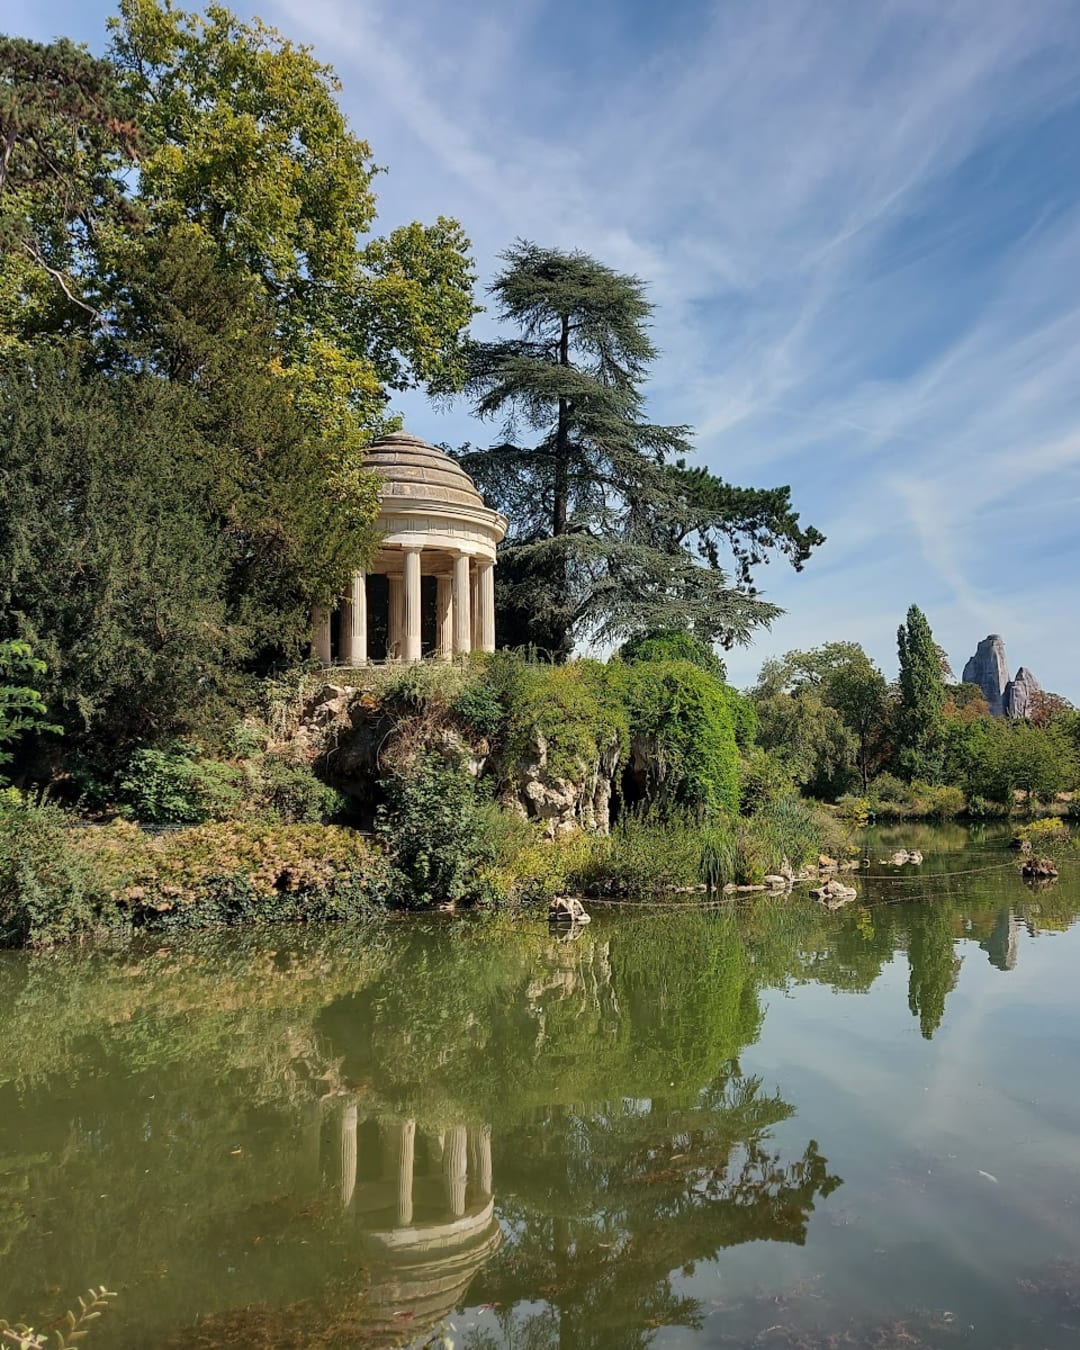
[
  {"left": 1004, "top": 667, "right": 1042, "bottom": 720},
  {"left": 961, "top": 635, "right": 1010, "bottom": 717}
]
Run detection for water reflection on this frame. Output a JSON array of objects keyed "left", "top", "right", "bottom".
[{"left": 1, "top": 828, "right": 1079, "bottom": 1347}]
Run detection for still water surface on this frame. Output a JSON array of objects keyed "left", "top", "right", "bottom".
[{"left": 2, "top": 825, "right": 1080, "bottom": 1348}]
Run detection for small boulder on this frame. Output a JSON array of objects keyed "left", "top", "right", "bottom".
[
  {"left": 549, "top": 896, "right": 591, "bottom": 925},
  {"left": 811, "top": 877, "right": 858, "bottom": 908},
  {"left": 1020, "top": 856, "right": 1058, "bottom": 881}
]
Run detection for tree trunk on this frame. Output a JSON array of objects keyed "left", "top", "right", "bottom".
[{"left": 550, "top": 311, "right": 571, "bottom": 659}]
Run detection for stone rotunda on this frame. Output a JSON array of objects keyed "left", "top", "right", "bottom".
[{"left": 312, "top": 430, "right": 507, "bottom": 664}]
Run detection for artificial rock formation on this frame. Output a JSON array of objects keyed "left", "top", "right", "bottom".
[
  {"left": 962, "top": 635, "right": 1042, "bottom": 719},
  {"left": 1004, "top": 666, "right": 1042, "bottom": 720},
  {"left": 962, "top": 635, "right": 1010, "bottom": 717}
]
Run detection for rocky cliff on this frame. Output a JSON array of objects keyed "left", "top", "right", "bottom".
[
  {"left": 961, "top": 636, "right": 1042, "bottom": 719},
  {"left": 1004, "top": 666, "right": 1042, "bottom": 720},
  {"left": 961, "top": 635, "right": 1010, "bottom": 716},
  {"left": 297, "top": 682, "right": 619, "bottom": 837}
]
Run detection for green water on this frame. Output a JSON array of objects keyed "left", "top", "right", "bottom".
[{"left": 3, "top": 825, "right": 1080, "bottom": 1349}]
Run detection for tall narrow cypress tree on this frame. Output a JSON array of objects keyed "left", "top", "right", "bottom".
[
  {"left": 458, "top": 242, "right": 822, "bottom": 659},
  {"left": 896, "top": 604, "right": 947, "bottom": 781}
]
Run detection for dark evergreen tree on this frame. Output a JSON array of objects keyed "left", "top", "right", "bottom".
[
  {"left": 458, "top": 242, "right": 822, "bottom": 659},
  {"left": 896, "top": 604, "right": 947, "bottom": 782}
]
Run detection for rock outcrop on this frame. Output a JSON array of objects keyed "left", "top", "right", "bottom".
[
  {"left": 296, "top": 683, "right": 620, "bottom": 838},
  {"left": 962, "top": 637, "right": 1044, "bottom": 719},
  {"left": 1004, "top": 666, "right": 1041, "bottom": 720},
  {"left": 962, "top": 635, "right": 1010, "bottom": 716}
]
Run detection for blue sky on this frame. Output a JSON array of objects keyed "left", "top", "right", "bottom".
[{"left": 10, "top": 0, "right": 1080, "bottom": 694}]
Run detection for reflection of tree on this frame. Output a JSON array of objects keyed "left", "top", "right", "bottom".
[
  {"left": 903, "top": 901, "right": 961, "bottom": 1040},
  {"left": 467, "top": 1078, "right": 840, "bottom": 1350}
]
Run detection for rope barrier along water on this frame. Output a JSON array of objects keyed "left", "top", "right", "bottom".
[{"left": 574, "top": 857, "right": 1026, "bottom": 912}]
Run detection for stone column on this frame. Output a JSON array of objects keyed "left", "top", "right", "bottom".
[
  {"left": 403, "top": 547, "right": 422, "bottom": 664},
  {"left": 470, "top": 564, "right": 481, "bottom": 650},
  {"left": 443, "top": 1124, "right": 468, "bottom": 1218},
  {"left": 394, "top": 1118, "right": 416, "bottom": 1227},
  {"left": 436, "top": 576, "right": 453, "bottom": 661},
  {"left": 452, "top": 553, "right": 472, "bottom": 656},
  {"left": 475, "top": 1123, "right": 492, "bottom": 1197},
  {"left": 340, "top": 1101, "right": 358, "bottom": 1210},
  {"left": 312, "top": 605, "right": 332, "bottom": 665},
  {"left": 340, "top": 571, "right": 367, "bottom": 666},
  {"left": 477, "top": 560, "right": 496, "bottom": 653},
  {"left": 388, "top": 575, "right": 404, "bottom": 660}
]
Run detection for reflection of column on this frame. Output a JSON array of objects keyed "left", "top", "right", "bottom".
[
  {"left": 395, "top": 1118, "right": 416, "bottom": 1227},
  {"left": 477, "top": 561, "right": 496, "bottom": 653},
  {"left": 452, "top": 554, "right": 471, "bottom": 656},
  {"left": 403, "top": 547, "right": 422, "bottom": 664},
  {"left": 312, "top": 605, "right": 331, "bottom": 665},
  {"left": 341, "top": 572, "right": 367, "bottom": 666},
  {"left": 436, "top": 576, "right": 453, "bottom": 661},
  {"left": 443, "top": 1125, "right": 468, "bottom": 1217},
  {"left": 476, "top": 1123, "right": 492, "bottom": 1197},
  {"left": 388, "top": 575, "right": 404, "bottom": 659},
  {"left": 341, "top": 1102, "right": 358, "bottom": 1209}
]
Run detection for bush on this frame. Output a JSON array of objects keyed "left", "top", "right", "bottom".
[
  {"left": 78, "top": 818, "right": 392, "bottom": 926},
  {"left": 0, "top": 794, "right": 102, "bottom": 946},
  {"left": 563, "top": 815, "right": 702, "bottom": 896},
  {"left": 621, "top": 661, "right": 740, "bottom": 817},
  {"left": 739, "top": 746, "right": 796, "bottom": 813},
  {"left": 1012, "top": 817, "right": 1071, "bottom": 851},
  {"left": 118, "top": 745, "right": 241, "bottom": 825},
  {"left": 619, "top": 629, "right": 727, "bottom": 681},
  {"left": 249, "top": 752, "right": 349, "bottom": 824},
  {"left": 376, "top": 753, "right": 495, "bottom": 907}
]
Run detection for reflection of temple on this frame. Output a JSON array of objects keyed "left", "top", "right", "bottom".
[{"left": 328, "top": 1101, "right": 501, "bottom": 1339}]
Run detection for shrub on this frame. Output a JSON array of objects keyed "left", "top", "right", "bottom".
[
  {"left": 739, "top": 746, "right": 797, "bottom": 813},
  {"left": 450, "top": 680, "right": 506, "bottom": 740},
  {"left": 1012, "top": 817, "right": 1071, "bottom": 851},
  {"left": 0, "top": 794, "right": 102, "bottom": 946},
  {"left": 249, "top": 752, "right": 349, "bottom": 824},
  {"left": 118, "top": 745, "right": 241, "bottom": 825},
  {"left": 78, "top": 818, "right": 392, "bottom": 926},
  {"left": 621, "top": 661, "right": 740, "bottom": 817},
  {"left": 376, "top": 753, "right": 495, "bottom": 907},
  {"left": 563, "top": 815, "right": 702, "bottom": 896},
  {"left": 619, "top": 629, "right": 727, "bottom": 681}
]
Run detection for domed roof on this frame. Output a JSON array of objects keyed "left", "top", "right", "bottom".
[{"left": 366, "top": 430, "right": 489, "bottom": 513}]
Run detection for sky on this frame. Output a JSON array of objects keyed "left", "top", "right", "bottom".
[{"left": 10, "top": 0, "right": 1080, "bottom": 694}]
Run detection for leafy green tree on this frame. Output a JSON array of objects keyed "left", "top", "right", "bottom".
[
  {"left": 618, "top": 628, "right": 726, "bottom": 681},
  {"left": 459, "top": 242, "right": 821, "bottom": 658},
  {"left": 106, "top": 0, "right": 477, "bottom": 449},
  {"left": 751, "top": 642, "right": 890, "bottom": 794},
  {"left": 0, "top": 324, "right": 366, "bottom": 759},
  {"left": 896, "top": 605, "right": 947, "bottom": 782},
  {"left": 0, "top": 642, "right": 58, "bottom": 782},
  {"left": 0, "top": 36, "right": 139, "bottom": 348}
]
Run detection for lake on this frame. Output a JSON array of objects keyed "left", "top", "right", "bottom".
[{"left": 2, "top": 824, "right": 1080, "bottom": 1349}]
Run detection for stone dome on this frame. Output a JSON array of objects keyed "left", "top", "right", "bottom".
[{"left": 365, "top": 430, "right": 489, "bottom": 512}]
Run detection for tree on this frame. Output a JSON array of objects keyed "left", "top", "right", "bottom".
[
  {"left": 752, "top": 642, "right": 890, "bottom": 792},
  {"left": 0, "top": 642, "right": 58, "bottom": 782},
  {"left": 458, "top": 242, "right": 821, "bottom": 658},
  {"left": 105, "top": 0, "right": 477, "bottom": 451},
  {"left": 0, "top": 36, "right": 140, "bottom": 348},
  {"left": 896, "top": 605, "right": 946, "bottom": 782}
]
